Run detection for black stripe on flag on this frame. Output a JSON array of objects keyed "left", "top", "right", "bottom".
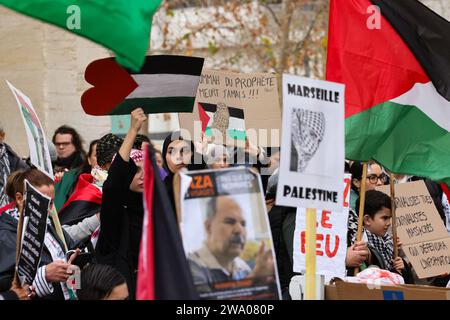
[
  {"left": 371, "top": 0, "right": 450, "bottom": 101},
  {"left": 200, "top": 102, "right": 245, "bottom": 119},
  {"left": 129, "top": 55, "right": 204, "bottom": 76}
]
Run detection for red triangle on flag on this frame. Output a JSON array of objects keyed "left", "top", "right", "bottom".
[{"left": 197, "top": 103, "right": 210, "bottom": 132}]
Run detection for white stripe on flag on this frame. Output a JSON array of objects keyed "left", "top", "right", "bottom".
[
  {"left": 126, "top": 74, "right": 200, "bottom": 99},
  {"left": 391, "top": 81, "right": 450, "bottom": 132}
]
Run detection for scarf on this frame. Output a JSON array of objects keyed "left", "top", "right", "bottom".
[
  {"left": 91, "top": 166, "right": 108, "bottom": 189},
  {"left": 365, "top": 229, "right": 394, "bottom": 270},
  {"left": 0, "top": 144, "right": 11, "bottom": 207}
]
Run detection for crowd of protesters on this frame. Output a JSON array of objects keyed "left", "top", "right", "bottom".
[{"left": 0, "top": 108, "right": 449, "bottom": 300}]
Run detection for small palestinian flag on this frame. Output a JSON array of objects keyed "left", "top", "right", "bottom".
[
  {"left": 327, "top": 0, "right": 450, "bottom": 184},
  {"left": 58, "top": 174, "right": 102, "bottom": 226},
  {"left": 198, "top": 102, "right": 246, "bottom": 141},
  {"left": 82, "top": 55, "right": 204, "bottom": 116}
]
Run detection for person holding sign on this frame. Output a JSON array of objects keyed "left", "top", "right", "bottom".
[
  {"left": 188, "top": 195, "right": 274, "bottom": 288},
  {"left": 0, "top": 169, "right": 79, "bottom": 299},
  {"left": 357, "top": 190, "right": 413, "bottom": 282}
]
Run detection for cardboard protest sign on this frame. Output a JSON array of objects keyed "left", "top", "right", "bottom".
[
  {"left": 6, "top": 81, "right": 53, "bottom": 179},
  {"left": 378, "top": 181, "right": 450, "bottom": 278},
  {"left": 178, "top": 69, "right": 281, "bottom": 148},
  {"left": 178, "top": 167, "right": 281, "bottom": 300},
  {"left": 276, "top": 75, "right": 345, "bottom": 211},
  {"left": 16, "top": 180, "right": 50, "bottom": 285},
  {"left": 293, "top": 175, "right": 351, "bottom": 283},
  {"left": 81, "top": 55, "right": 204, "bottom": 115}
]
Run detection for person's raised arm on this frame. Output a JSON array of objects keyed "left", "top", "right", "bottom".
[{"left": 119, "top": 108, "right": 147, "bottom": 162}]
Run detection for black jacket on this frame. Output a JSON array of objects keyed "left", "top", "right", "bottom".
[
  {"left": 0, "top": 210, "right": 76, "bottom": 299},
  {"left": 4, "top": 143, "right": 28, "bottom": 172},
  {"left": 95, "top": 154, "right": 143, "bottom": 300}
]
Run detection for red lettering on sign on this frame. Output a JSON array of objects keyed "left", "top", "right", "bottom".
[
  {"left": 321, "top": 211, "right": 332, "bottom": 229},
  {"left": 343, "top": 178, "right": 351, "bottom": 207}
]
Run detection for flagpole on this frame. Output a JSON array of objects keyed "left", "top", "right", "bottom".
[
  {"left": 14, "top": 203, "right": 26, "bottom": 287},
  {"left": 305, "top": 208, "right": 317, "bottom": 300},
  {"left": 354, "top": 162, "right": 368, "bottom": 275},
  {"left": 389, "top": 173, "right": 398, "bottom": 258}
]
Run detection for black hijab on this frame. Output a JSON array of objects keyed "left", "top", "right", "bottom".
[{"left": 162, "top": 131, "right": 205, "bottom": 209}]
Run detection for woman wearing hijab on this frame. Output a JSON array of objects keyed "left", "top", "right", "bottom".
[
  {"left": 95, "top": 108, "right": 146, "bottom": 300},
  {"left": 162, "top": 131, "right": 206, "bottom": 211}
]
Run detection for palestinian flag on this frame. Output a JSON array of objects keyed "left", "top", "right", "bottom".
[
  {"left": 327, "top": 0, "right": 450, "bottom": 185},
  {"left": 82, "top": 55, "right": 205, "bottom": 116},
  {"left": 0, "top": 0, "right": 161, "bottom": 71},
  {"left": 136, "top": 145, "right": 198, "bottom": 300},
  {"left": 198, "top": 102, "right": 246, "bottom": 141},
  {"left": 58, "top": 173, "right": 102, "bottom": 226}
]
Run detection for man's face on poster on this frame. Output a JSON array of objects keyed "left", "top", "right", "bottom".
[{"left": 206, "top": 196, "right": 247, "bottom": 260}]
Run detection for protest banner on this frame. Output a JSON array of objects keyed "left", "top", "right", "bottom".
[
  {"left": 276, "top": 74, "right": 345, "bottom": 212},
  {"left": 16, "top": 180, "right": 51, "bottom": 286},
  {"left": 111, "top": 115, "right": 130, "bottom": 137},
  {"left": 294, "top": 175, "right": 351, "bottom": 283},
  {"left": 81, "top": 55, "right": 204, "bottom": 115},
  {"left": 378, "top": 181, "right": 450, "bottom": 278},
  {"left": 6, "top": 81, "right": 53, "bottom": 179},
  {"left": 178, "top": 69, "right": 281, "bottom": 148},
  {"left": 178, "top": 167, "right": 281, "bottom": 300}
]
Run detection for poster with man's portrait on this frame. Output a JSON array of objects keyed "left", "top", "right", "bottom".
[
  {"left": 6, "top": 81, "right": 53, "bottom": 179},
  {"left": 276, "top": 75, "right": 345, "bottom": 211},
  {"left": 179, "top": 167, "right": 281, "bottom": 300}
]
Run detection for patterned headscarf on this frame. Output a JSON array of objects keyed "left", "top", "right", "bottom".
[
  {"left": 0, "top": 143, "right": 11, "bottom": 207},
  {"left": 96, "top": 133, "right": 123, "bottom": 167},
  {"left": 365, "top": 229, "right": 394, "bottom": 270}
]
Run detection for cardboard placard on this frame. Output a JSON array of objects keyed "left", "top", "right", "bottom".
[
  {"left": 6, "top": 81, "right": 53, "bottom": 179},
  {"left": 178, "top": 167, "right": 281, "bottom": 300},
  {"left": 16, "top": 180, "right": 50, "bottom": 285},
  {"left": 293, "top": 175, "right": 351, "bottom": 282},
  {"left": 326, "top": 281, "right": 450, "bottom": 300},
  {"left": 178, "top": 69, "right": 281, "bottom": 148},
  {"left": 276, "top": 75, "right": 345, "bottom": 211},
  {"left": 378, "top": 181, "right": 450, "bottom": 278}
]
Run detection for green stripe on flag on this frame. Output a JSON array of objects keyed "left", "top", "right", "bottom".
[
  {"left": 346, "top": 101, "right": 450, "bottom": 185},
  {"left": 204, "top": 127, "right": 246, "bottom": 141}
]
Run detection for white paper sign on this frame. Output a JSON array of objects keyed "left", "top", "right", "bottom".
[
  {"left": 293, "top": 174, "right": 351, "bottom": 283},
  {"left": 6, "top": 81, "right": 53, "bottom": 179},
  {"left": 276, "top": 75, "right": 345, "bottom": 211}
]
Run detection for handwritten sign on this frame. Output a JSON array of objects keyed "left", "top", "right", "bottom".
[
  {"left": 178, "top": 70, "right": 281, "bottom": 147},
  {"left": 17, "top": 180, "right": 50, "bottom": 285},
  {"left": 293, "top": 175, "right": 351, "bottom": 282},
  {"left": 378, "top": 181, "right": 450, "bottom": 278}
]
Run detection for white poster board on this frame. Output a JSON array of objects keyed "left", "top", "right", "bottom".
[
  {"left": 276, "top": 75, "right": 345, "bottom": 211},
  {"left": 6, "top": 81, "right": 53, "bottom": 179},
  {"left": 293, "top": 174, "right": 351, "bottom": 283},
  {"left": 179, "top": 167, "right": 281, "bottom": 300}
]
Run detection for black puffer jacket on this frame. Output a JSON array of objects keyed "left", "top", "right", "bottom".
[{"left": 0, "top": 210, "right": 75, "bottom": 299}]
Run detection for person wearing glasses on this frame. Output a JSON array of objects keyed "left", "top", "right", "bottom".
[{"left": 52, "top": 125, "right": 87, "bottom": 175}]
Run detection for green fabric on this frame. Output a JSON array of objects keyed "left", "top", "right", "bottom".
[
  {"left": 346, "top": 101, "right": 450, "bottom": 185},
  {"left": 0, "top": 0, "right": 162, "bottom": 71},
  {"left": 54, "top": 168, "right": 79, "bottom": 211},
  {"left": 349, "top": 189, "right": 359, "bottom": 212}
]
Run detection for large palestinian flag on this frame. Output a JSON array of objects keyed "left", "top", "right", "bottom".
[
  {"left": 0, "top": 0, "right": 161, "bottom": 71},
  {"left": 136, "top": 145, "right": 198, "bottom": 299},
  {"left": 82, "top": 55, "right": 204, "bottom": 115},
  {"left": 327, "top": 0, "right": 450, "bottom": 184}
]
